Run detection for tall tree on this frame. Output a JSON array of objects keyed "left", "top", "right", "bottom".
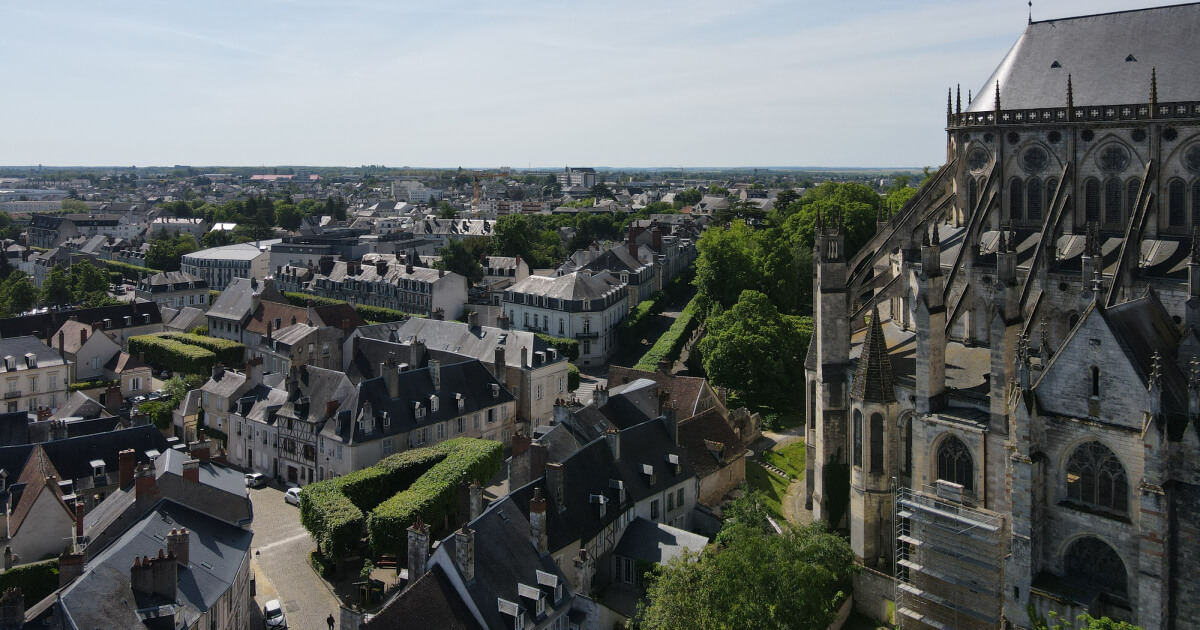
[
  {"left": 696, "top": 290, "right": 807, "bottom": 408},
  {"left": 41, "top": 265, "right": 73, "bottom": 307},
  {"left": 2, "top": 271, "right": 39, "bottom": 315},
  {"left": 436, "top": 240, "right": 484, "bottom": 283},
  {"left": 70, "top": 259, "right": 108, "bottom": 296}
]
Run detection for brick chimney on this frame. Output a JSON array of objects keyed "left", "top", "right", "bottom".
[
  {"left": 167, "top": 528, "right": 189, "bottom": 568},
  {"left": 131, "top": 550, "right": 177, "bottom": 600},
  {"left": 407, "top": 519, "right": 429, "bottom": 580},
  {"left": 493, "top": 346, "right": 506, "bottom": 385},
  {"left": 134, "top": 464, "right": 158, "bottom": 500},
  {"left": 182, "top": 459, "right": 200, "bottom": 483},
  {"left": 455, "top": 525, "right": 475, "bottom": 584},
  {"left": 119, "top": 449, "right": 136, "bottom": 486},
  {"left": 0, "top": 587, "right": 23, "bottom": 627},
  {"left": 57, "top": 330, "right": 64, "bottom": 357},
  {"left": 74, "top": 501, "right": 84, "bottom": 544},
  {"left": 573, "top": 548, "right": 595, "bottom": 596},
  {"left": 189, "top": 434, "right": 211, "bottom": 462},
  {"left": 246, "top": 356, "right": 264, "bottom": 387},
  {"left": 105, "top": 384, "right": 123, "bottom": 416},
  {"left": 547, "top": 462, "right": 565, "bottom": 513},
  {"left": 529, "top": 487, "right": 548, "bottom": 555},
  {"left": 59, "top": 549, "right": 84, "bottom": 586},
  {"left": 381, "top": 358, "right": 399, "bottom": 399}
]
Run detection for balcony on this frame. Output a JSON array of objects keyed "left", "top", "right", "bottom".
[
  {"left": 3, "top": 390, "right": 21, "bottom": 400},
  {"left": 574, "top": 331, "right": 599, "bottom": 339}
]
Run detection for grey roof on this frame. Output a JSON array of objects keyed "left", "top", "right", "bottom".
[
  {"left": 270, "top": 322, "right": 316, "bottom": 347},
  {"left": 0, "top": 424, "right": 167, "bottom": 490},
  {"left": 138, "top": 271, "right": 207, "bottom": 292},
  {"left": 0, "top": 302, "right": 163, "bottom": 340},
  {"left": 206, "top": 277, "right": 277, "bottom": 322},
  {"left": 157, "top": 447, "right": 247, "bottom": 497},
  {"left": 967, "top": 3, "right": 1200, "bottom": 112},
  {"left": 49, "top": 391, "right": 105, "bottom": 421},
  {"left": 59, "top": 500, "right": 253, "bottom": 630},
  {"left": 363, "top": 564, "right": 481, "bottom": 630},
  {"left": 507, "top": 271, "right": 623, "bottom": 301},
  {"left": 612, "top": 517, "right": 707, "bottom": 564},
  {"left": 0, "top": 336, "right": 65, "bottom": 368},
  {"left": 200, "top": 369, "right": 249, "bottom": 399},
  {"left": 182, "top": 240, "right": 278, "bottom": 262},
  {"left": 354, "top": 318, "right": 562, "bottom": 371},
  {"left": 850, "top": 308, "right": 896, "bottom": 404}
]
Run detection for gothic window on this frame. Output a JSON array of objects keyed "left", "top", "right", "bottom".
[
  {"left": 967, "top": 148, "right": 989, "bottom": 172},
  {"left": 1085, "top": 178, "right": 1101, "bottom": 222},
  {"left": 1097, "top": 145, "right": 1130, "bottom": 173},
  {"left": 1169, "top": 179, "right": 1186, "bottom": 227},
  {"left": 1046, "top": 178, "right": 1059, "bottom": 210},
  {"left": 1064, "top": 537, "right": 1128, "bottom": 599},
  {"left": 869, "top": 413, "right": 884, "bottom": 473},
  {"left": 1186, "top": 145, "right": 1200, "bottom": 173},
  {"left": 808, "top": 382, "right": 816, "bottom": 430},
  {"left": 1066, "top": 441, "right": 1128, "bottom": 513},
  {"left": 1022, "top": 147, "right": 1048, "bottom": 173},
  {"left": 1009, "top": 178, "right": 1024, "bottom": 221},
  {"left": 1126, "top": 178, "right": 1141, "bottom": 217},
  {"left": 936, "top": 435, "right": 974, "bottom": 492},
  {"left": 968, "top": 178, "right": 979, "bottom": 211},
  {"left": 904, "top": 418, "right": 913, "bottom": 476},
  {"left": 853, "top": 410, "right": 863, "bottom": 468},
  {"left": 1193, "top": 180, "right": 1200, "bottom": 225},
  {"left": 1027, "top": 177, "right": 1043, "bottom": 221},
  {"left": 1090, "top": 366, "right": 1100, "bottom": 397},
  {"left": 1104, "top": 178, "right": 1123, "bottom": 224}
]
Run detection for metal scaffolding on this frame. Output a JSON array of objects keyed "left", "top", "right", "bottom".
[{"left": 894, "top": 484, "right": 1006, "bottom": 630}]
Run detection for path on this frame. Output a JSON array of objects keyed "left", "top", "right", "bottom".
[{"left": 751, "top": 427, "right": 813, "bottom": 526}]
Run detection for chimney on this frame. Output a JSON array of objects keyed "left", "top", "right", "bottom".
[
  {"left": 657, "top": 357, "right": 671, "bottom": 373},
  {"left": 105, "top": 384, "right": 122, "bottom": 416},
  {"left": 189, "top": 436, "right": 211, "bottom": 462},
  {"left": 497, "top": 313, "right": 510, "bottom": 330},
  {"left": 58, "top": 550, "right": 84, "bottom": 587},
  {"left": 453, "top": 524, "right": 475, "bottom": 584},
  {"left": 151, "top": 549, "right": 177, "bottom": 600},
  {"left": 429, "top": 359, "right": 441, "bottom": 391},
  {"left": 553, "top": 399, "right": 570, "bottom": 425},
  {"left": 182, "top": 459, "right": 200, "bottom": 483},
  {"left": 325, "top": 400, "right": 339, "bottom": 419},
  {"left": 119, "top": 449, "right": 136, "bottom": 486},
  {"left": 247, "top": 356, "right": 264, "bottom": 387},
  {"left": 74, "top": 501, "right": 84, "bottom": 544},
  {"left": 520, "top": 347, "right": 527, "bottom": 369},
  {"left": 0, "top": 587, "right": 24, "bottom": 628},
  {"left": 130, "top": 556, "right": 153, "bottom": 595},
  {"left": 469, "top": 480, "right": 482, "bottom": 522},
  {"left": 407, "top": 519, "right": 429, "bottom": 579},
  {"left": 663, "top": 403, "right": 679, "bottom": 445},
  {"left": 494, "top": 346, "right": 507, "bottom": 385},
  {"left": 467, "top": 311, "right": 479, "bottom": 327},
  {"left": 212, "top": 362, "right": 225, "bottom": 381},
  {"left": 529, "top": 442, "right": 548, "bottom": 483},
  {"left": 529, "top": 488, "right": 548, "bottom": 555},
  {"left": 267, "top": 320, "right": 273, "bottom": 341},
  {"left": 382, "top": 359, "right": 400, "bottom": 398},
  {"left": 57, "top": 330, "right": 64, "bottom": 357},
  {"left": 652, "top": 228, "right": 663, "bottom": 252},
  {"left": 134, "top": 464, "right": 158, "bottom": 500},
  {"left": 546, "top": 462, "right": 565, "bottom": 512},
  {"left": 604, "top": 427, "right": 620, "bottom": 461},
  {"left": 433, "top": 308, "right": 445, "bottom": 321},
  {"left": 628, "top": 238, "right": 639, "bottom": 259},
  {"left": 2, "top": 547, "right": 10, "bottom": 571},
  {"left": 167, "top": 528, "right": 190, "bottom": 568},
  {"left": 80, "top": 327, "right": 88, "bottom": 347},
  {"left": 573, "top": 548, "right": 595, "bottom": 596},
  {"left": 595, "top": 384, "right": 609, "bottom": 407},
  {"left": 512, "top": 433, "right": 531, "bottom": 457}
]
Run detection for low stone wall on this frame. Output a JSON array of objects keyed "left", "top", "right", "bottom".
[
  {"left": 828, "top": 595, "right": 854, "bottom": 630},
  {"left": 853, "top": 565, "right": 895, "bottom": 626}
]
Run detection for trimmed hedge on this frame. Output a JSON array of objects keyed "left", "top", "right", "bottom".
[
  {"left": 633, "top": 298, "right": 700, "bottom": 371},
  {"left": 367, "top": 438, "right": 503, "bottom": 556},
  {"left": 309, "top": 550, "right": 335, "bottom": 580},
  {"left": 0, "top": 559, "right": 59, "bottom": 606},
  {"left": 568, "top": 364, "right": 580, "bottom": 391},
  {"left": 619, "top": 292, "right": 666, "bottom": 345},
  {"left": 536, "top": 334, "right": 579, "bottom": 361},
  {"left": 160, "top": 333, "right": 245, "bottom": 368},
  {"left": 103, "top": 260, "right": 161, "bottom": 281},
  {"left": 298, "top": 438, "right": 502, "bottom": 564},
  {"left": 128, "top": 335, "right": 217, "bottom": 376},
  {"left": 281, "top": 291, "right": 420, "bottom": 324},
  {"left": 69, "top": 378, "right": 118, "bottom": 392}
]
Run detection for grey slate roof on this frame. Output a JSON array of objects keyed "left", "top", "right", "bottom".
[
  {"left": 0, "top": 302, "right": 162, "bottom": 340},
  {"left": 612, "top": 517, "right": 707, "bottom": 564},
  {"left": 158, "top": 447, "right": 246, "bottom": 496},
  {"left": 507, "top": 271, "right": 623, "bottom": 301},
  {"left": 851, "top": 308, "right": 896, "bottom": 404},
  {"left": 967, "top": 3, "right": 1200, "bottom": 112},
  {"left": 363, "top": 564, "right": 481, "bottom": 630}
]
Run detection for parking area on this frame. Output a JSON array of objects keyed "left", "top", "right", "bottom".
[{"left": 249, "top": 484, "right": 340, "bottom": 630}]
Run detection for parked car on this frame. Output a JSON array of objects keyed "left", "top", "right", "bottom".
[
  {"left": 263, "top": 599, "right": 287, "bottom": 629},
  {"left": 244, "top": 472, "right": 266, "bottom": 488},
  {"left": 284, "top": 487, "right": 302, "bottom": 506}
]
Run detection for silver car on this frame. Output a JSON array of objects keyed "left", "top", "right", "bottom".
[{"left": 263, "top": 599, "right": 287, "bottom": 629}]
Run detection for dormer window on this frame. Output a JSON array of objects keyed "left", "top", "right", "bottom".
[
  {"left": 490, "top": 383, "right": 500, "bottom": 398},
  {"left": 589, "top": 493, "right": 608, "bottom": 518},
  {"left": 414, "top": 401, "right": 425, "bottom": 419},
  {"left": 24, "top": 353, "right": 35, "bottom": 369},
  {"left": 104, "top": 318, "right": 112, "bottom": 329},
  {"left": 642, "top": 463, "right": 656, "bottom": 486},
  {"left": 430, "top": 394, "right": 439, "bottom": 413},
  {"left": 456, "top": 393, "right": 465, "bottom": 412},
  {"left": 666, "top": 453, "right": 681, "bottom": 475}
]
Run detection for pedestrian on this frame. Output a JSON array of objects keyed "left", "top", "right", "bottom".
[{"left": 327, "top": 613, "right": 335, "bottom": 630}]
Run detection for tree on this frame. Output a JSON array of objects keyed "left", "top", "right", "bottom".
[
  {"left": 674, "top": 188, "right": 703, "bottom": 207},
  {"left": 1028, "top": 609, "right": 1142, "bottom": 630},
  {"left": 635, "top": 520, "right": 856, "bottom": 630},
  {"left": 61, "top": 199, "right": 90, "bottom": 213},
  {"left": 275, "top": 203, "right": 302, "bottom": 231},
  {"left": 693, "top": 221, "right": 757, "bottom": 315},
  {"left": 70, "top": 259, "right": 108, "bottom": 296},
  {"left": 696, "top": 290, "right": 806, "bottom": 408},
  {"left": 436, "top": 201, "right": 457, "bottom": 219},
  {"left": 436, "top": 240, "right": 484, "bottom": 283},
  {"left": 774, "top": 188, "right": 800, "bottom": 212},
  {"left": 589, "top": 182, "right": 615, "bottom": 200},
  {"left": 1, "top": 271, "right": 39, "bottom": 315},
  {"left": 41, "top": 265, "right": 74, "bottom": 307}
]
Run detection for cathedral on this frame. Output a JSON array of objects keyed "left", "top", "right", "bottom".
[{"left": 803, "top": 4, "right": 1200, "bottom": 629}]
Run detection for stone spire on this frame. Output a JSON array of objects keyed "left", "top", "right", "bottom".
[
  {"left": 851, "top": 306, "right": 896, "bottom": 404},
  {"left": 1151, "top": 67, "right": 1159, "bottom": 109},
  {"left": 994, "top": 81, "right": 1002, "bottom": 115},
  {"left": 1066, "top": 74, "right": 1074, "bottom": 119},
  {"left": 947, "top": 88, "right": 953, "bottom": 118},
  {"left": 931, "top": 223, "right": 940, "bottom": 247},
  {"left": 956, "top": 84, "right": 962, "bottom": 115},
  {"left": 1191, "top": 226, "right": 1200, "bottom": 264}
]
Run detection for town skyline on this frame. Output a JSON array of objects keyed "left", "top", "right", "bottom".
[{"left": 2, "top": 0, "right": 1181, "bottom": 168}]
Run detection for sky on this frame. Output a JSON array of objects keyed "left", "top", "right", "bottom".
[{"left": 0, "top": 0, "right": 1185, "bottom": 169}]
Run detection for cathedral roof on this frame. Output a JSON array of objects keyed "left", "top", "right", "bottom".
[
  {"left": 850, "top": 308, "right": 896, "bottom": 404},
  {"left": 966, "top": 3, "right": 1200, "bottom": 112}
]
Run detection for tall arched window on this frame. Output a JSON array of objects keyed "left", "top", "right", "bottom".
[
  {"left": 853, "top": 410, "right": 863, "bottom": 468},
  {"left": 808, "top": 382, "right": 816, "bottom": 430},
  {"left": 1027, "top": 177, "right": 1043, "bottom": 221},
  {"left": 1090, "top": 366, "right": 1100, "bottom": 397},
  {"left": 968, "top": 178, "right": 979, "bottom": 211},
  {"left": 1045, "top": 177, "right": 1059, "bottom": 211},
  {"left": 1009, "top": 178, "right": 1024, "bottom": 221},
  {"left": 1085, "top": 178, "right": 1101, "bottom": 222},
  {"left": 869, "top": 413, "right": 884, "bottom": 473},
  {"left": 936, "top": 435, "right": 974, "bottom": 492},
  {"left": 1103, "top": 177, "right": 1122, "bottom": 224},
  {"left": 1066, "top": 441, "right": 1128, "bottom": 513},
  {"left": 1065, "top": 537, "right": 1128, "bottom": 599},
  {"left": 904, "top": 418, "right": 913, "bottom": 476},
  {"left": 1169, "top": 179, "right": 1186, "bottom": 227},
  {"left": 1192, "top": 180, "right": 1200, "bottom": 225},
  {"left": 1126, "top": 178, "right": 1141, "bottom": 218}
]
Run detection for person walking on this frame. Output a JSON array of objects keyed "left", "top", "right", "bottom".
[{"left": 327, "top": 613, "right": 335, "bottom": 630}]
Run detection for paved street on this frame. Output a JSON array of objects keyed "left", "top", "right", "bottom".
[{"left": 249, "top": 485, "right": 340, "bottom": 630}]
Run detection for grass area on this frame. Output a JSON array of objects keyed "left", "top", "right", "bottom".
[
  {"left": 746, "top": 461, "right": 790, "bottom": 518},
  {"left": 762, "top": 442, "right": 806, "bottom": 479}
]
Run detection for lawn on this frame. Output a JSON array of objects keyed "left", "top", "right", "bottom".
[
  {"left": 746, "top": 461, "right": 790, "bottom": 518},
  {"left": 762, "top": 441, "right": 806, "bottom": 479}
]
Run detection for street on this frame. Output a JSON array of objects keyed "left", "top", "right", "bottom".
[{"left": 249, "top": 485, "right": 340, "bottom": 630}]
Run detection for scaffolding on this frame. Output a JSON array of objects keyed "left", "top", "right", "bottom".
[{"left": 894, "top": 483, "right": 1006, "bottom": 630}]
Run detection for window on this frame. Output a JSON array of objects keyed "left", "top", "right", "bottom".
[
  {"left": 536, "top": 384, "right": 543, "bottom": 401},
  {"left": 28, "top": 376, "right": 36, "bottom": 393},
  {"left": 809, "top": 382, "right": 816, "bottom": 430},
  {"left": 1009, "top": 178, "right": 1024, "bottom": 221},
  {"left": 582, "top": 340, "right": 591, "bottom": 356},
  {"left": 474, "top": 414, "right": 480, "bottom": 429},
  {"left": 457, "top": 417, "right": 464, "bottom": 433},
  {"left": 1066, "top": 441, "right": 1128, "bottom": 513},
  {"left": 936, "top": 435, "right": 974, "bottom": 492},
  {"left": 1102, "top": 177, "right": 1122, "bottom": 224},
  {"left": 1085, "top": 178, "right": 1101, "bottom": 222},
  {"left": 383, "top": 438, "right": 393, "bottom": 455},
  {"left": 49, "top": 373, "right": 57, "bottom": 389},
  {"left": 1127, "top": 178, "right": 1142, "bottom": 218},
  {"left": 1045, "top": 178, "right": 1059, "bottom": 212},
  {"left": 1193, "top": 180, "right": 1200, "bottom": 225},
  {"left": 676, "top": 488, "right": 684, "bottom": 507},
  {"left": 582, "top": 319, "right": 590, "bottom": 334},
  {"left": 1027, "top": 177, "right": 1043, "bottom": 221},
  {"left": 1064, "top": 537, "right": 1128, "bottom": 599},
  {"left": 559, "top": 319, "right": 564, "bottom": 335},
  {"left": 904, "top": 418, "right": 913, "bottom": 475},
  {"left": 869, "top": 413, "right": 884, "bottom": 473},
  {"left": 650, "top": 499, "right": 659, "bottom": 520},
  {"left": 1169, "top": 179, "right": 1186, "bottom": 227},
  {"left": 1090, "top": 366, "right": 1100, "bottom": 397},
  {"left": 667, "top": 492, "right": 674, "bottom": 511},
  {"left": 487, "top": 409, "right": 495, "bottom": 423},
  {"left": 91, "top": 357, "right": 100, "bottom": 370},
  {"left": 968, "top": 177, "right": 979, "bottom": 210},
  {"left": 852, "top": 410, "right": 863, "bottom": 468},
  {"left": 437, "top": 423, "right": 445, "bottom": 439}
]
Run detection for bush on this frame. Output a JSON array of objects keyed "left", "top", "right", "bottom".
[
  {"left": 536, "top": 334, "right": 579, "bottom": 361},
  {"left": 0, "top": 559, "right": 59, "bottom": 605},
  {"left": 160, "top": 333, "right": 245, "bottom": 368},
  {"left": 102, "top": 260, "right": 161, "bottom": 281},
  {"left": 619, "top": 292, "right": 665, "bottom": 345},
  {"left": 568, "top": 364, "right": 580, "bottom": 391},
  {"left": 281, "top": 291, "right": 420, "bottom": 324},
  {"left": 128, "top": 335, "right": 217, "bottom": 376},
  {"left": 69, "top": 378, "right": 118, "bottom": 392},
  {"left": 299, "top": 484, "right": 365, "bottom": 561},
  {"left": 633, "top": 299, "right": 700, "bottom": 371},
  {"left": 367, "top": 438, "right": 503, "bottom": 556},
  {"left": 309, "top": 550, "right": 335, "bottom": 579},
  {"left": 189, "top": 325, "right": 208, "bottom": 335}
]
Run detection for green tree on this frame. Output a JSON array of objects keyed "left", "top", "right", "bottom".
[
  {"left": 70, "top": 259, "right": 108, "bottom": 296},
  {"left": 489, "top": 214, "right": 538, "bottom": 264},
  {"left": 696, "top": 290, "right": 806, "bottom": 408},
  {"left": 774, "top": 188, "right": 800, "bottom": 212},
  {"left": 674, "top": 188, "right": 703, "bottom": 206},
  {"left": 436, "top": 240, "right": 484, "bottom": 283},
  {"left": 693, "top": 221, "right": 757, "bottom": 315},
  {"left": 436, "top": 201, "right": 457, "bottom": 219},
  {"left": 41, "top": 265, "right": 74, "bottom": 307},
  {"left": 1, "top": 271, "right": 39, "bottom": 315},
  {"left": 275, "top": 203, "right": 302, "bottom": 231},
  {"left": 61, "top": 199, "right": 90, "bottom": 213},
  {"left": 589, "top": 182, "right": 615, "bottom": 200},
  {"left": 1028, "top": 608, "right": 1142, "bottom": 630},
  {"left": 202, "top": 229, "right": 233, "bottom": 248},
  {"left": 635, "top": 520, "right": 856, "bottom": 630}
]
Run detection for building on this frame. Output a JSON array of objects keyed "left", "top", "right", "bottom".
[
  {"left": 0, "top": 302, "right": 165, "bottom": 350},
  {"left": 411, "top": 217, "right": 495, "bottom": 256},
  {"left": 504, "top": 272, "right": 627, "bottom": 366},
  {"left": 481, "top": 255, "right": 530, "bottom": 304},
  {"left": 556, "top": 167, "right": 598, "bottom": 189},
  {"left": 804, "top": 5, "right": 1200, "bottom": 629},
  {"left": 180, "top": 240, "right": 278, "bottom": 290},
  {"left": 149, "top": 217, "right": 208, "bottom": 239},
  {"left": 0, "top": 336, "right": 70, "bottom": 414},
  {"left": 133, "top": 271, "right": 210, "bottom": 310},
  {"left": 278, "top": 254, "right": 468, "bottom": 319},
  {"left": 267, "top": 232, "right": 371, "bottom": 277},
  {"left": 52, "top": 319, "right": 121, "bottom": 382}
]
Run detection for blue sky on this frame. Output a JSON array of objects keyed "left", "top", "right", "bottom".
[{"left": 0, "top": 1, "right": 1181, "bottom": 168}]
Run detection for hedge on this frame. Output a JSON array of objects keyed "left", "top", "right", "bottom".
[
  {"left": 103, "top": 260, "right": 161, "bottom": 281},
  {"left": 633, "top": 298, "right": 700, "bottom": 371},
  {"left": 69, "top": 378, "right": 118, "bottom": 392},
  {"left": 568, "top": 364, "right": 580, "bottom": 391},
  {"left": 0, "top": 559, "right": 59, "bottom": 605},
  {"left": 128, "top": 335, "right": 217, "bottom": 376},
  {"left": 537, "top": 334, "right": 579, "bottom": 361},
  {"left": 281, "top": 291, "right": 420, "bottom": 324},
  {"left": 367, "top": 438, "right": 503, "bottom": 556},
  {"left": 298, "top": 438, "right": 501, "bottom": 564},
  {"left": 309, "top": 550, "right": 335, "bottom": 580},
  {"left": 160, "top": 333, "right": 245, "bottom": 368},
  {"left": 618, "top": 292, "right": 666, "bottom": 345}
]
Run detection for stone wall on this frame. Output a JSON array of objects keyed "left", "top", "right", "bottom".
[{"left": 852, "top": 566, "right": 894, "bottom": 625}]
